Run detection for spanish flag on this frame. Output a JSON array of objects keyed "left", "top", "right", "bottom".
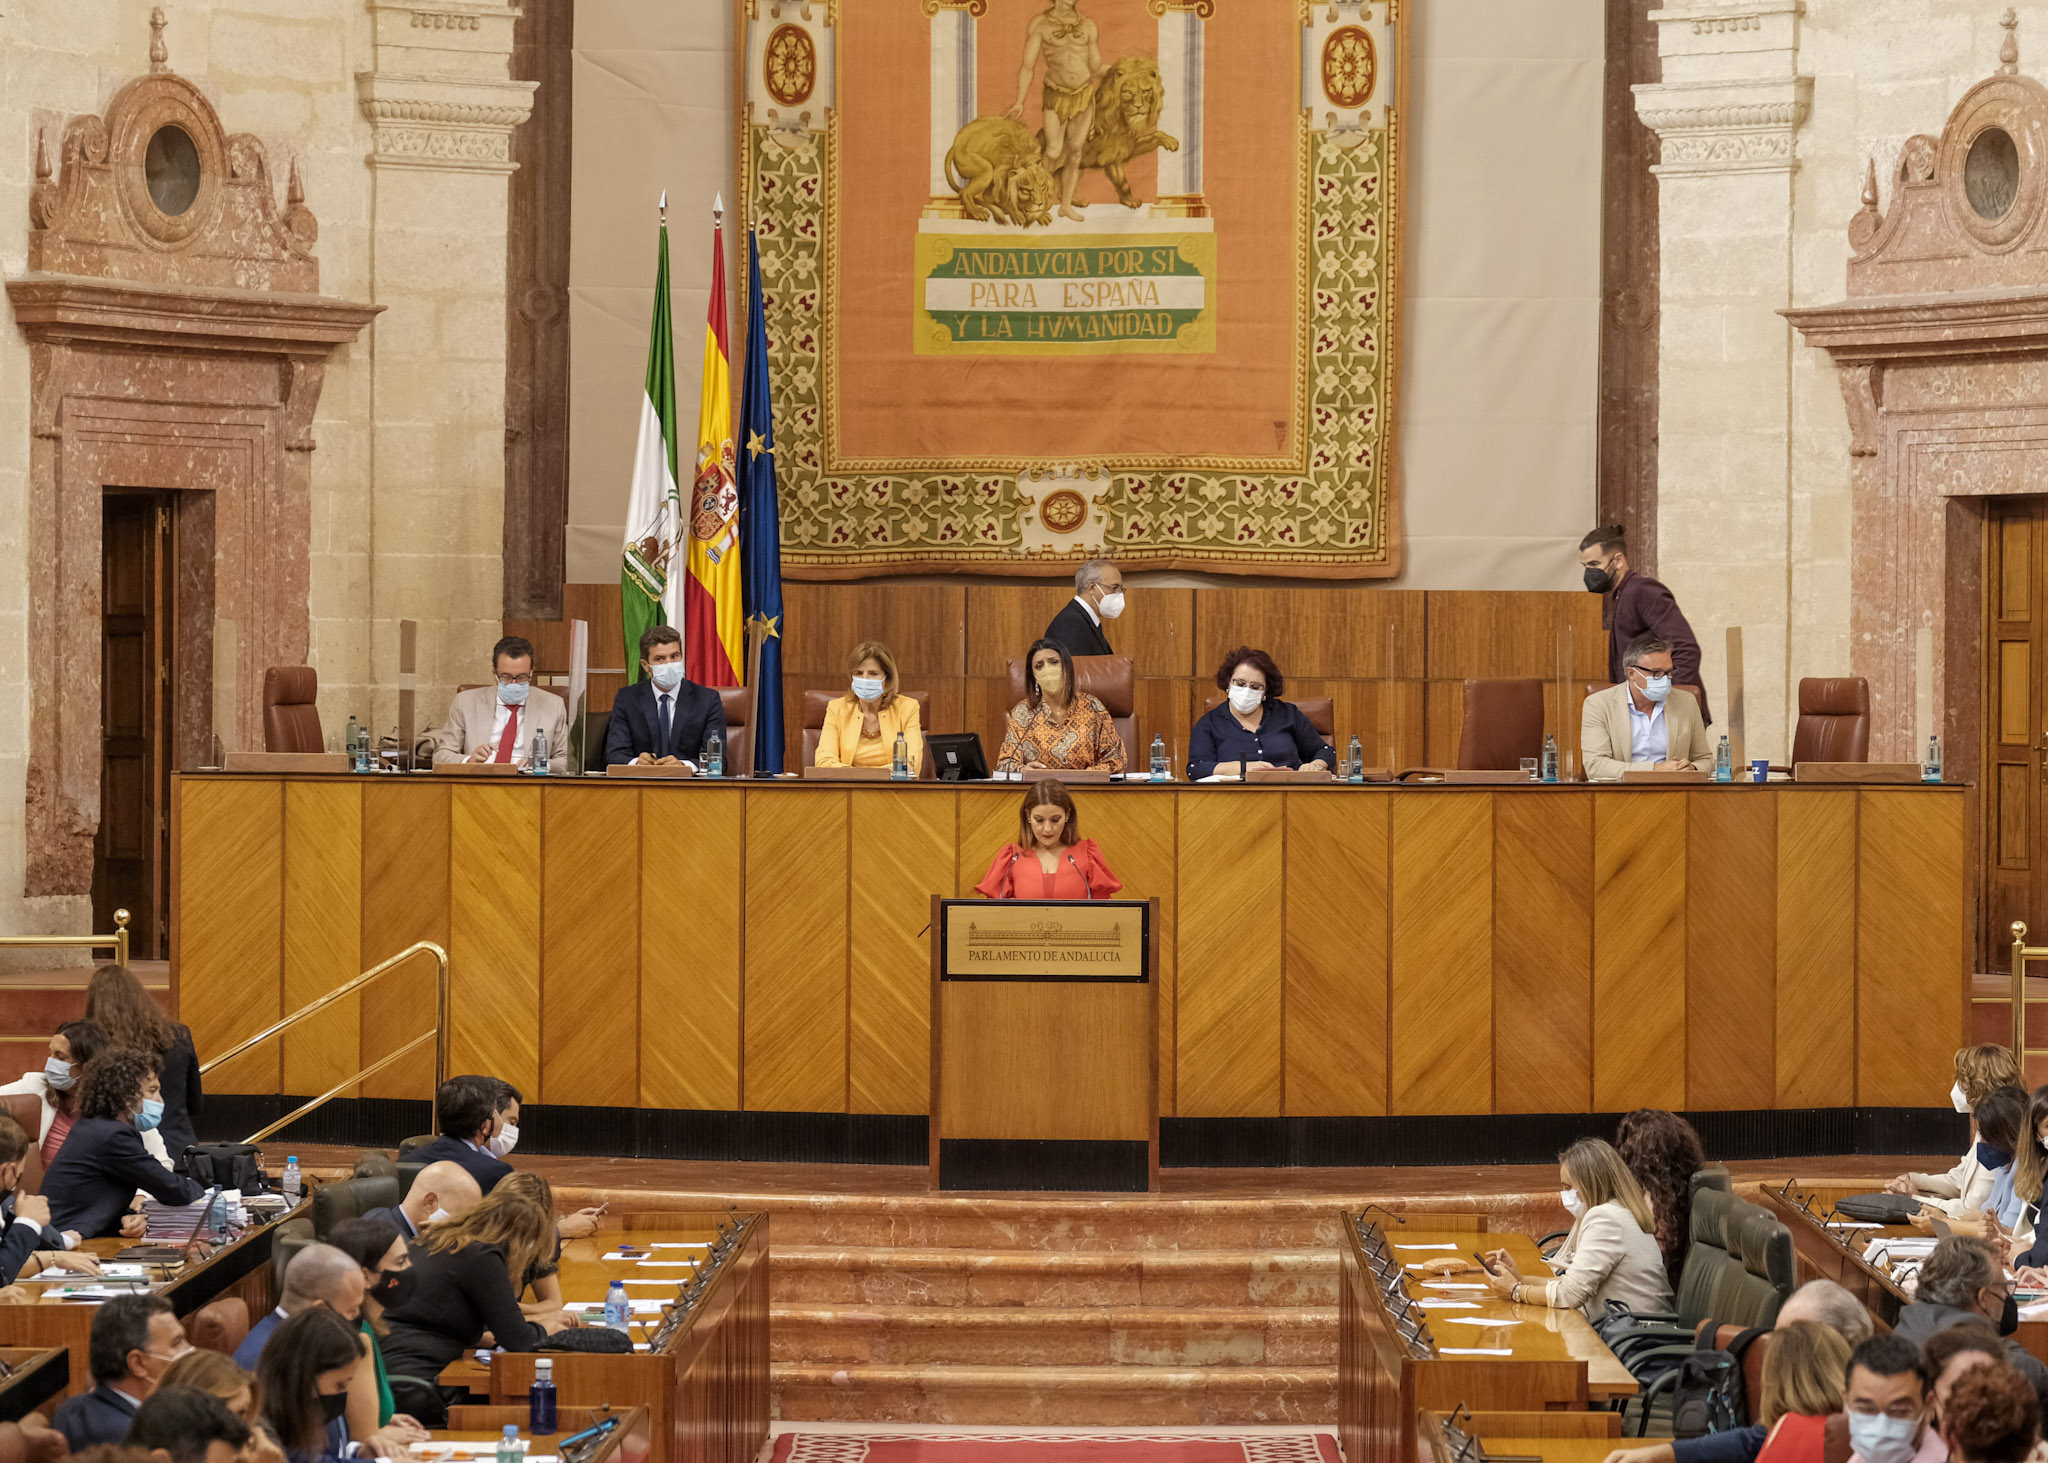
[{"left": 684, "top": 203, "right": 742, "bottom": 687}]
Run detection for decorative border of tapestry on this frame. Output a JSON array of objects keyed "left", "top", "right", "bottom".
[{"left": 736, "top": 0, "right": 1404, "bottom": 579}]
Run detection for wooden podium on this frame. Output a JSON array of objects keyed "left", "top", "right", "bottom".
[{"left": 930, "top": 896, "right": 1159, "bottom": 1192}]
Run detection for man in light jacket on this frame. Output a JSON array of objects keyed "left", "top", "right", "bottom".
[
  {"left": 1581, "top": 633, "right": 1713, "bottom": 780},
  {"left": 433, "top": 635, "right": 570, "bottom": 766}
]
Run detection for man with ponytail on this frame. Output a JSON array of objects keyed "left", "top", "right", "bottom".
[{"left": 1579, "top": 525, "right": 1711, "bottom": 723}]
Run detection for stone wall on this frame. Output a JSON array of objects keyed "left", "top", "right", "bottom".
[
  {"left": 0, "top": 0, "right": 527, "bottom": 945},
  {"left": 1639, "top": 0, "right": 2043, "bottom": 760}
]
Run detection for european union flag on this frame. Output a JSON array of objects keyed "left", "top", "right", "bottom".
[{"left": 738, "top": 231, "right": 785, "bottom": 774}]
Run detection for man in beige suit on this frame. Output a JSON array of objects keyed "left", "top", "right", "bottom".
[
  {"left": 433, "top": 635, "right": 571, "bottom": 766},
  {"left": 1581, "top": 633, "right": 1712, "bottom": 779}
]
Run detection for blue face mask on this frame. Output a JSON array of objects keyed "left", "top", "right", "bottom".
[
  {"left": 1639, "top": 673, "right": 1673, "bottom": 703},
  {"left": 43, "top": 1057, "right": 75, "bottom": 1091},
  {"left": 135, "top": 1097, "right": 164, "bottom": 1132}
]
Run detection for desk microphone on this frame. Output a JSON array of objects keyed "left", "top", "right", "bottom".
[{"left": 1065, "top": 852, "right": 1093, "bottom": 900}]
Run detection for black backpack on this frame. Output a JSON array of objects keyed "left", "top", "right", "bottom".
[
  {"left": 181, "top": 1142, "right": 266, "bottom": 1193},
  {"left": 1670, "top": 1325, "right": 1769, "bottom": 1438}
]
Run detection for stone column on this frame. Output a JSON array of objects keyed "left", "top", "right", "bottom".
[
  {"left": 1633, "top": 1, "right": 1810, "bottom": 760},
  {"left": 356, "top": 1, "right": 535, "bottom": 725},
  {"left": 926, "top": 1, "right": 977, "bottom": 210},
  {"left": 1153, "top": 1, "right": 1207, "bottom": 213}
]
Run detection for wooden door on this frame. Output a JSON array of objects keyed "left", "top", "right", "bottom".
[{"left": 94, "top": 491, "right": 174, "bottom": 958}]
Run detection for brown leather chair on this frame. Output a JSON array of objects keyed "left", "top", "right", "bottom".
[
  {"left": 1791, "top": 677, "right": 1870, "bottom": 764},
  {"left": 262, "top": 666, "right": 323, "bottom": 753},
  {"left": 800, "top": 689, "right": 935, "bottom": 779},
  {"left": 0, "top": 1092, "right": 43, "bottom": 1193},
  {"left": 1200, "top": 696, "right": 1336, "bottom": 739},
  {"left": 717, "top": 686, "right": 756, "bottom": 776},
  {"left": 1004, "top": 655, "right": 1138, "bottom": 766},
  {"left": 188, "top": 1296, "right": 251, "bottom": 1355},
  {"left": 1457, "top": 678, "right": 1545, "bottom": 771}
]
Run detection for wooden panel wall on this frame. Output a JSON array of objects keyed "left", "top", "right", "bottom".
[
  {"left": 176, "top": 780, "right": 1971, "bottom": 1119},
  {"left": 508, "top": 585, "right": 1607, "bottom": 775}
]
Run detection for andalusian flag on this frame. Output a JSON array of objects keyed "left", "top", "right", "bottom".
[
  {"left": 620, "top": 198, "right": 681, "bottom": 686},
  {"left": 683, "top": 202, "right": 743, "bottom": 687}
]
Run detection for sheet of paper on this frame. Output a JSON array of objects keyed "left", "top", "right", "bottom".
[
  {"left": 1422, "top": 1282, "right": 1490, "bottom": 1291},
  {"left": 601, "top": 1254, "right": 699, "bottom": 1265},
  {"left": 635, "top": 1260, "right": 700, "bottom": 1268},
  {"left": 1825, "top": 1221, "right": 1883, "bottom": 1230},
  {"left": 1414, "top": 1300, "right": 1480, "bottom": 1310},
  {"left": 1394, "top": 1243, "right": 1459, "bottom": 1251},
  {"left": 645, "top": 1242, "right": 711, "bottom": 1249},
  {"left": 567, "top": 1300, "right": 668, "bottom": 1316},
  {"left": 1438, "top": 1315, "right": 1522, "bottom": 1327},
  {"left": 1439, "top": 1347, "right": 1514, "bottom": 1356}
]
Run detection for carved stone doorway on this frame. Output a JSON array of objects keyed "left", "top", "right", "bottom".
[{"left": 4, "top": 13, "right": 376, "bottom": 900}]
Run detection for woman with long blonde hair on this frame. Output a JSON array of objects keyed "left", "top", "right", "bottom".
[
  {"left": 375, "top": 1187, "right": 554, "bottom": 1426},
  {"left": 1479, "top": 1137, "right": 1674, "bottom": 1320},
  {"left": 493, "top": 1171, "right": 573, "bottom": 1331},
  {"left": 1891, "top": 1044, "right": 2025, "bottom": 1216}
]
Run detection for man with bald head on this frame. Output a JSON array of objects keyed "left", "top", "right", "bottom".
[
  {"left": 362, "top": 1160, "right": 481, "bottom": 1242},
  {"left": 233, "top": 1242, "right": 367, "bottom": 1368}
]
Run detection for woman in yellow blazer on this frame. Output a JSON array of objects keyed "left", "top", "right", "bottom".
[{"left": 815, "top": 640, "right": 923, "bottom": 775}]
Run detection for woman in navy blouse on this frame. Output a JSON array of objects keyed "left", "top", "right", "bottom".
[{"left": 1187, "top": 646, "right": 1338, "bottom": 779}]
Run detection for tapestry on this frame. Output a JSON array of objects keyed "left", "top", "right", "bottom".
[{"left": 737, "top": 0, "right": 1404, "bottom": 579}]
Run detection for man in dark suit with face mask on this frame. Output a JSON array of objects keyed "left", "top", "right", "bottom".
[{"left": 603, "top": 624, "right": 728, "bottom": 768}]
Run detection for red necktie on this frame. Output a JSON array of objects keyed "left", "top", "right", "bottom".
[{"left": 492, "top": 704, "right": 522, "bottom": 763}]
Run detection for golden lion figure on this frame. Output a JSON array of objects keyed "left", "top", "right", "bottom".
[
  {"left": 944, "top": 117, "right": 1057, "bottom": 228},
  {"left": 1072, "top": 56, "right": 1179, "bottom": 208}
]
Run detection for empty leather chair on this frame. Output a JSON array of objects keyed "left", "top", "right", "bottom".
[
  {"left": 271, "top": 1217, "right": 313, "bottom": 1295},
  {"left": 262, "top": 667, "right": 324, "bottom": 753},
  {"left": 1792, "top": 677, "right": 1870, "bottom": 763},
  {"left": 313, "top": 1174, "right": 400, "bottom": 1238},
  {"left": 801, "top": 688, "right": 935, "bottom": 778},
  {"left": 188, "top": 1296, "right": 250, "bottom": 1355},
  {"left": 717, "top": 686, "right": 756, "bottom": 775},
  {"left": 1457, "top": 679, "right": 1545, "bottom": 771},
  {"left": 0, "top": 1093, "right": 43, "bottom": 1193},
  {"left": 1004, "top": 654, "right": 1139, "bottom": 765}
]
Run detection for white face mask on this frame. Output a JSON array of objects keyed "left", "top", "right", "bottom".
[
  {"left": 497, "top": 680, "right": 530, "bottom": 707},
  {"left": 1560, "top": 1187, "right": 1585, "bottom": 1218},
  {"left": 1227, "top": 685, "right": 1264, "bottom": 715},
  {"left": 851, "top": 676, "right": 885, "bottom": 702},
  {"left": 426, "top": 1207, "right": 451, "bottom": 1226},
  {"left": 1097, "top": 590, "right": 1125, "bottom": 620},
  {"left": 649, "top": 661, "right": 686, "bottom": 692},
  {"left": 1846, "top": 1411, "right": 1921, "bottom": 1463},
  {"left": 1952, "top": 1081, "right": 1972, "bottom": 1114},
  {"left": 486, "top": 1122, "right": 519, "bottom": 1159}
]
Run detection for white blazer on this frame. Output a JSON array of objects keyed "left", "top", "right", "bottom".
[
  {"left": 1540, "top": 1200, "right": 1675, "bottom": 1320},
  {"left": 0, "top": 1070, "right": 173, "bottom": 1170}
]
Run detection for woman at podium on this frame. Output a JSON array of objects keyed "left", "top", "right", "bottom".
[{"left": 974, "top": 780, "right": 1124, "bottom": 900}]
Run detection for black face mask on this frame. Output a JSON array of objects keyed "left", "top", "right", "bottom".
[
  {"left": 1583, "top": 565, "right": 1615, "bottom": 594},
  {"left": 369, "top": 1266, "right": 417, "bottom": 1310},
  {"left": 320, "top": 1390, "right": 349, "bottom": 1425}
]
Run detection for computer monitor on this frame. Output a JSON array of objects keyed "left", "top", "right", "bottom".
[{"left": 927, "top": 733, "right": 990, "bottom": 782}]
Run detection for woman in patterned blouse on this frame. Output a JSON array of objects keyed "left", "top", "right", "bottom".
[{"left": 996, "top": 638, "right": 1128, "bottom": 774}]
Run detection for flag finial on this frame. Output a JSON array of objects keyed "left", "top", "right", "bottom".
[
  {"left": 714, "top": 192, "right": 725, "bottom": 227},
  {"left": 659, "top": 190, "right": 667, "bottom": 224}
]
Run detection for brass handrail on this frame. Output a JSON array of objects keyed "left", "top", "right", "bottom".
[
  {"left": 199, "top": 941, "right": 449, "bottom": 1144},
  {"left": 2011, "top": 922, "right": 2048, "bottom": 1059},
  {"left": 0, "top": 909, "right": 130, "bottom": 968}
]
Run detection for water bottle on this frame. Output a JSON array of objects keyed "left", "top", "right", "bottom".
[
  {"left": 1347, "top": 734, "right": 1364, "bottom": 784},
  {"left": 495, "top": 1423, "right": 525, "bottom": 1463},
  {"left": 1924, "top": 734, "right": 1942, "bottom": 783},
  {"left": 1714, "top": 735, "right": 1732, "bottom": 783},
  {"left": 280, "top": 1156, "right": 300, "bottom": 1205},
  {"left": 530, "top": 727, "right": 548, "bottom": 777},
  {"left": 1150, "top": 735, "right": 1168, "bottom": 780},
  {"left": 528, "top": 1357, "right": 557, "bottom": 1434},
  {"left": 892, "top": 732, "right": 911, "bottom": 780},
  {"left": 1540, "top": 733, "right": 1559, "bottom": 784},
  {"left": 603, "top": 1279, "right": 630, "bottom": 1333},
  {"left": 345, "top": 715, "right": 359, "bottom": 760},
  {"left": 706, "top": 733, "right": 724, "bottom": 778}
]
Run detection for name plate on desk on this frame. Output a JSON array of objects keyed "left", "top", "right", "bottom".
[
  {"left": 1795, "top": 761, "right": 1924, "bottom": 784},
  {"left": 940, "top": 899, "right": 1149, "bottom": 981},
  {"left": 603, "top": 762, "right": 696, "bottom": 778},
  {"left": 803, "top": 766, "right": 892, "bottom": 781},
  {"left": 1248, "top": 767, "right": 1334, "bottom": 783},
  {"left": 1620, "top": 768, "right": 1709, "bottom": 782},
  {"left": 1022, "top": 767, "right": 1114, "bottom": 783},
  {"left": 221, "top": 752, "right": 352, "bottom": 774},
  {"left": 1443, "top": 770, "right": 1530, "bottom": 785},
  {"left": 434, "top": 761, "right": 524, "bottom": 776}
]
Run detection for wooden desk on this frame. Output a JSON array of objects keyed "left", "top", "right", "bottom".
[
  {"left": 430, "top": 1404, "right": 651, "bottom": 1463},
  {"left": 174, "top": 775, "right": 1969, "bottom": 1136},
  {"left": 1342, "top": 1225, "right": 1636, "bottom": 1463},
  {"left": 0, "top": 1206, "right": 300, "bottom": 1397},
  {"left": 446, "top": 1212, "right": 767, "bottom": 1463},
  {"left": 0, "top": 1348, "right": 69, "bottom": 1423},
  {"left": 1481, "top": 1441, "right": 1670, "bottom": 1463}
]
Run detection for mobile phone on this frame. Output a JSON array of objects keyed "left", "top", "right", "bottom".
[{"left": 1472, "top": 1251, "right": 1497, "bottom": 1274}]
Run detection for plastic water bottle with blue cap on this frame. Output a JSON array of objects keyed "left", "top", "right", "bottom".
[{"left": 604, "top": 1278, "right": 630, "bottom": 1333}]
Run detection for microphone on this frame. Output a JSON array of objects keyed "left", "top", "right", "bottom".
[
  {"left": 1361, "top": 1203, "right": 1407, "bottom": 1225},
  {"left": 1066, "top": 852, "right": 1092, "bottom": 900}
]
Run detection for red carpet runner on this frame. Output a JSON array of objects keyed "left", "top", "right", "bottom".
[{"left": 770, "top": 1433, "right": 1343, "bottom": 1463}]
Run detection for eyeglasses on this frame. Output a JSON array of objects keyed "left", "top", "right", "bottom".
[{"left": 494, "top": 673, "right": 533, "bottom": 686}]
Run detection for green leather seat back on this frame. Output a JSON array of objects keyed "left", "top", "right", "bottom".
[{"left": 312, "top": 1174, "right": 401, "bottom": 1239}]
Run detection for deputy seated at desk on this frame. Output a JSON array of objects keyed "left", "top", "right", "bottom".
[
  {"left": 815, "top": 639, "right": 922, "bottom": 775},
  {"left": 1581, "top": 633, "right": 1713, "bottom": 779},
  {"left": 604, "top": 624, "right": 726, "bottom": 768},
  {"left": 974, "top": 780, "right": 1123, "bottom": 900},
  {"left": 1187, "top": 646, "right": 1335, "bottom": 780},
  {"left": 0, "top": 1111, "right": 99, "bottom": 1288},
  {"left": 1477, "top": 1137, "right": 1672, "bottom": 1320},
  {"left": 996, "top": 639, "right": 1125, "bottom": 775},
  {"left": 434, "top": 636, "right": 571, "bottom": 767},
  {"left": 43, "top": 1047, "right": 203, "bottom": 1239}
]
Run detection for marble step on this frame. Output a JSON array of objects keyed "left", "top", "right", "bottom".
[
  {"left": 771, "top": 1302, "right": 1336, "bottom": 1368},
  {"left": 772, "top": 1244, "right": 1339, "bottom": 1308},
  {"left": 771, "top": 1361, "right": 1335, "bottom": 1426}
]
